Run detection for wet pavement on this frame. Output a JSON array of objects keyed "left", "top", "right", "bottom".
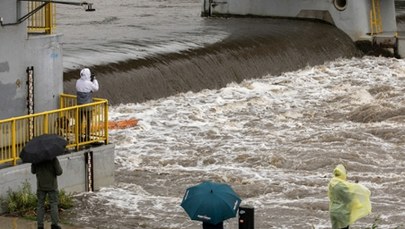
[{"left": 0, "top": 216, "right": 93, "bottom": 229}]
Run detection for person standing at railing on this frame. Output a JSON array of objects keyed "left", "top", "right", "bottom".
[{"left": 76, "top": 68, "right": 99, "bottom": 142}]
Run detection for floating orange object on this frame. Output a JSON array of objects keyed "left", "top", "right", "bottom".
[{"left": 108, "top": 118, "right": 138, "bottom": 130}]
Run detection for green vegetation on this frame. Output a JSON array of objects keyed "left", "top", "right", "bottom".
[{"left": 0, "top": 181, "right": 74, "bottom": 218}]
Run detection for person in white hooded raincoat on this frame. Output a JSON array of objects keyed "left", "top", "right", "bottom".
[
  {"left": 328, "top": 164, "right": 372, "bottom": 229},
  {"left": 76, "top": 68, "right": 99, "bottom": 141}
]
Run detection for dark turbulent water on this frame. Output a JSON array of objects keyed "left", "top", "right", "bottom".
[{"left": 57, "top": 1, "right": 405, "bottom": 229}]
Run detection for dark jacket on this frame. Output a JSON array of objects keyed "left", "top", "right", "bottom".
[
  {"left": 202, "top": 222, "right": 224, "bottom": 229},
  {"left": 31, "top": 158, "right": 63, "bottom": 191}
]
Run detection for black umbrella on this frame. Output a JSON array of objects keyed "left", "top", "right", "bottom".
[{"left": 20, "top": 134, "right": 67, "bottom": 164}]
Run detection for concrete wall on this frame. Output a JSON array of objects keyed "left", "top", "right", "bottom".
[
  {"left": 0, "top": 0, "right": 21, "bottom": 23},
  {"left": 25, "top": 35, "right": 64, "bottom": 114},
  {"left": 380, "top": 0, "right": 397, "bottom": 33},
  {"left": 0, "top": 0, "right": 64, "bottom": 119},
  {"left": 0, "top": 0, "right": 29, "bottom": 119},
  {"left": 398, "top": 38, "right": 405, "bottom": 58},
  {"left": 203, "top": 0, "right": 397, "bottom": 42},
  {"left": 0, "top": 144, "right": 115, "bottom": 213}
]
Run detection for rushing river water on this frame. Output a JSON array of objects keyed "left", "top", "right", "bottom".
[
  {"left": 54, "top": 0, "right": 405, "bottom": 228},
  {"left": 62, "top": 56, "right": 405, "bottom": 229}
]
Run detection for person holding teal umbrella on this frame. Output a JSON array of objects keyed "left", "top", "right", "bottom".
[{"left": 181, "top": 181, "right": 241, "bottom": 227}]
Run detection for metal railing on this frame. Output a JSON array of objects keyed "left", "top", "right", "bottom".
[
  {"left": 27, "top": 2, "right": 55, "bottom": 34},
  {"left": 0, "top": 94, "right": 108, "bottom": 166}
]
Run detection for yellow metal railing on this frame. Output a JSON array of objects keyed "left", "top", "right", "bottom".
[
  {"left": 27, "top": 2, "right": 56, "bottom": 34},
  {"left": 370, "top": 0, "right": 383, "bottom": 35},
  {"left": 0, "top": 94, "right": 108, "bottom": 166}
]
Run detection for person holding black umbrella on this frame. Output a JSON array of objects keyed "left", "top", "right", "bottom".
[
  {"left": 31, "top": 157, "right": 63, "bottom": 229},
  {"left": 20, "top": 134, "right": 68, "bottom": 229}
]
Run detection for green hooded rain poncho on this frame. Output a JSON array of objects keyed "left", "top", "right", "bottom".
[{"left": 328, "top": 164, "right": 372, "bottom": 229}]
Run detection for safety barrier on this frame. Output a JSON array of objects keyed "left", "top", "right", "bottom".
[
  {"left": 0, "top": 94, "right": 108, "bottom": 166},
  {"left": 27, "top": 2, "right": 55, "bottom": 34},
  {"left": 370, "top": 0, "right": 383, "bottom": 35}
]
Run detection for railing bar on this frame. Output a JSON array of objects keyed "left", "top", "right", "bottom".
[{"left": 1, "top": 95, "right": 108, "bottom": 166}]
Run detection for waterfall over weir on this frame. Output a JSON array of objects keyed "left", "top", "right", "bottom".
[{"left": 63, "top": 18, "right": 362, "bottom": 105}]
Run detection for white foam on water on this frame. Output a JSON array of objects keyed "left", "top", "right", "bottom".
[{"left": 67, "top": 56, "right": 405, "bottom": 228}]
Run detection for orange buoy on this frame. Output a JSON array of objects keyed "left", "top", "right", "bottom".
[{"left": 108, "top": 118, "right": 138, "bottom": 130}]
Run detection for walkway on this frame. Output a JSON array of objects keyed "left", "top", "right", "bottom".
[{"left": 0, "top": 216, "right": 93, "bottom": 229}]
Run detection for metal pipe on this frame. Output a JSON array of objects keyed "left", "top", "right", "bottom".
[
  {"left": 1, "top": 0, "right": 95, "bottom": 26},
  {"left": 26, "top": 66, "right": 35, "bottom": 140},
  {"left": 18, "top": 0, "right": 91, "bottom": 7}
]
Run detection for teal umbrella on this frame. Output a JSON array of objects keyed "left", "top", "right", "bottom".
[{"left": 180, "top": 181, "right": 241, "bottom": 225}]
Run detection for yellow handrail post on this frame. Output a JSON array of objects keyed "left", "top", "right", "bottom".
[
  {"left": 104, "top": 100, "right": 109, "bottom": 145},
  {"left": 75, "top": 107, "right": 80, "bottom": 151},
  {"left": 370, "top": 0, "right": 382, "bottom": 35},
  {"left": 369, "top": 9, "right": 374, "bottom": 35},
  {"left": 371, "top": 0, "right": 374, "bottom": 35},
  {"left": 11, "top": 120, "right": 17, "bottom": 166},
  {"left": 60, "top": 94, "right": 64, "bottom": 109},
  {"left": 45, "top": 3, "right": 51, "bottom": 34},
  {"left": 44, "top": 114, "right": 49, "bottom": 134}
]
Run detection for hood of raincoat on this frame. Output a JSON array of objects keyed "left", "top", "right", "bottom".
[
  {"left": 333, "top": 164, "right": 347, "bottom": 181},
  {"left": 80, "top": 68, "right": 91, "bottom": 81}
]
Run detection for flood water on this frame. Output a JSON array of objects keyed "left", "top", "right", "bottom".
[
  {"left": 65, "top": 56, "right": 405, "bottom": 229},
  {"left": 55, "top": 0, "right": 405, "bottom": 228}
]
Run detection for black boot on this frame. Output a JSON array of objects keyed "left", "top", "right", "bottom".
[
  {"left": 51, "top": 225, "right": 62, "bottom": 229},
  {"left": 38, "top": 227, "right": 44, "bottom": 229}
]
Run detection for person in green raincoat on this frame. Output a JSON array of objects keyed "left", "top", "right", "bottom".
[{"left": 328, "top": 164, "right": 372, "bottom": 229}]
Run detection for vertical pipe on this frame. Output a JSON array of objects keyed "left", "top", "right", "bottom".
[
  {"left": 85, "top": 150, "right": 94, "bottom": 192},
  {"left": 27, "top": 66, "right": 34, "bottom": 140}
]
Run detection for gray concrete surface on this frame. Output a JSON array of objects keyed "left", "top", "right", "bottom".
[
  {"left": 0, "top": 144, "right": 115, "bottom": 214},
  {"left": 0, "top": 216, "right": 94, "bottom": 229}
]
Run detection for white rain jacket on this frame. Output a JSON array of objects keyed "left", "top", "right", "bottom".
[{"left": 76, "top": 68, "right": 99, "bottom": 105}]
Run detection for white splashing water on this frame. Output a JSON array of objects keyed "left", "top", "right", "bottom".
[{"left": 70, "top": 56, "right": 405, "bottom": 229}]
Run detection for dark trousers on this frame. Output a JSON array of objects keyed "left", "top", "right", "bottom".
[
  {"left": 79, "top": 108, "right": 92, "bottom": 141},
  {"left": 37, "top": 190, "right": 59, "bottom": 227}
]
